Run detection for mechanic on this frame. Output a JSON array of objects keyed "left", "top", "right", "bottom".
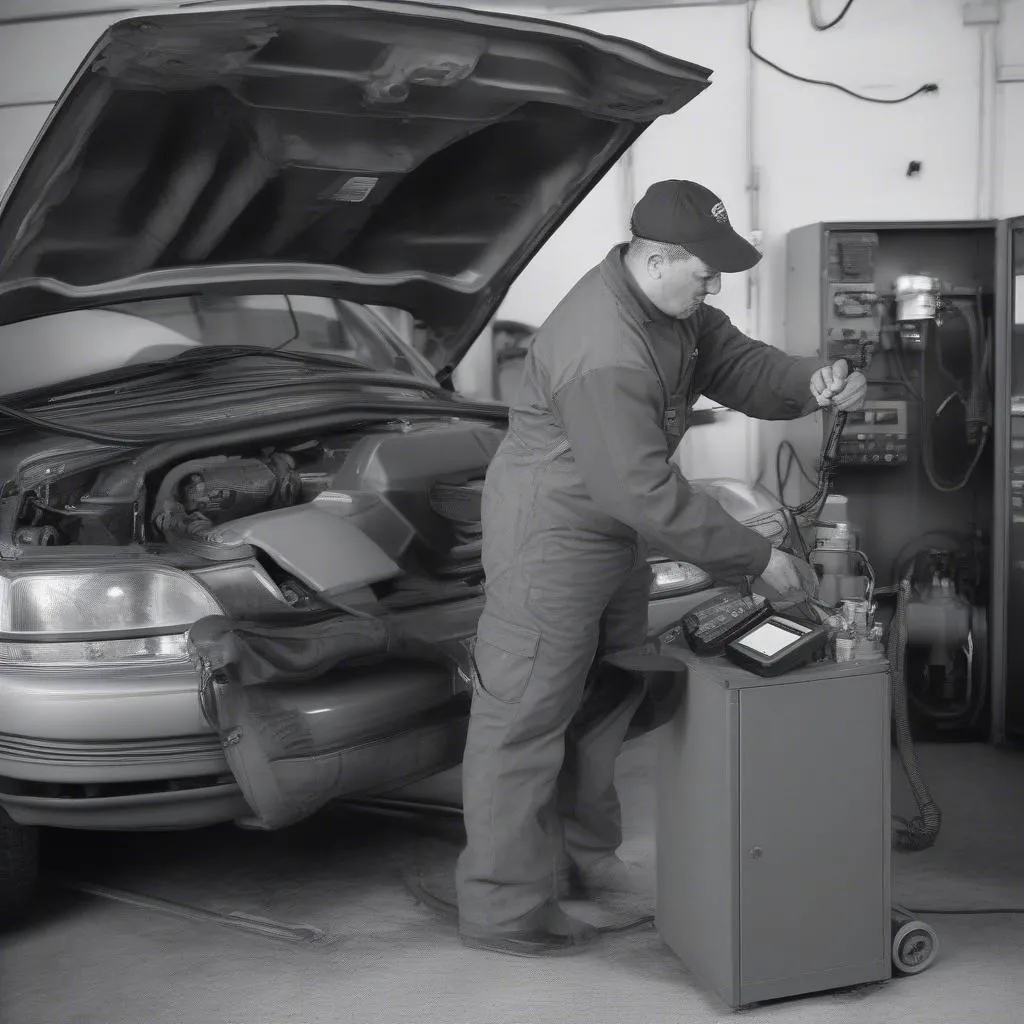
[{"left": 456, "top": 180, "right": 867, "bottom": 957}]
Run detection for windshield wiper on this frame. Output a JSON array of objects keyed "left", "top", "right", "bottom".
[
  {"left": 5, "top": 347, "right": 440, "bottom": 407},
  {"left": 167, "top": 345, "right": 376, "bottom": 373}
]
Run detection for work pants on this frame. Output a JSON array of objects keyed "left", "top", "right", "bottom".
[{"left": 455, "top": 445, "right": 651, "bottom": 931}]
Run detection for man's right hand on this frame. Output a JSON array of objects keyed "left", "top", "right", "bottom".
[{"left": 757, "top": 547, "right": 812, "bottom": 602}]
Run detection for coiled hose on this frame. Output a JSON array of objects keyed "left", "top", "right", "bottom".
[
  {"left": 888, "top": 577, "right": 942, "bottom": 851},
  {"left": 921, "top": 309, "right": 991, "bottom": 493}
]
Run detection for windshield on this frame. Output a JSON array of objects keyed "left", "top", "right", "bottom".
[{"left": 0, "top": 294, "right": 436, "bottom": 398}]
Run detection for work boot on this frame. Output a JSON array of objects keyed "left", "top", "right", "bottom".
[
  {"left": 459, "top": 901, "right": 599, "bottom": 957},
  {"left": 556, "top": 856, "right": 650, "bottom": 901}
]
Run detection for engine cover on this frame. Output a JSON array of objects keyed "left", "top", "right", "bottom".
[
  {"left": 180, "top": 455, "right": 301, "bottom": 523},
  {"left": 205, "top": 504, "right": 402, "bottom": 597}
]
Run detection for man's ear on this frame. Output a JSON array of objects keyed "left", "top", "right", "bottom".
[{"left": 647, "top": 254, "right": 663, "bottom": 279}]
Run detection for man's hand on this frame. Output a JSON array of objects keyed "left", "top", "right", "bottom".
[
  {"left": 758, "top": 547, "right": 803, "bottom": 594},
  {"left": 810, "top": 359, "right": 867, "bottom": 411},
  {"left": 755, "top": 548, "right": 819, "bottom": 608}
]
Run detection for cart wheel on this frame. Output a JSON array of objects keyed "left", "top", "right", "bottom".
[{"left": 891, "top": 917, "right": 939, "bottom": 975}]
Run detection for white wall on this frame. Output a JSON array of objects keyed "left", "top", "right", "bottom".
[{"left": 996, "top": 0, "right": 1024, "bottom": 217}]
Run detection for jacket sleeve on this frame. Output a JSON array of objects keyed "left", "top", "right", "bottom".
[
  {"left": 552, "top": 365, "right": 771, "bottom": 581},
  {"left": 695, "top": 306, "right": 829, "bottom": 420}
]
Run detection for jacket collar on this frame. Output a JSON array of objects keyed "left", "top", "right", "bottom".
[{"left": 600, "top": 244, "right": 676, "bottom": 326}]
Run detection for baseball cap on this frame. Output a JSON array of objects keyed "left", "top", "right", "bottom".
[{"left": 630, "top": 180, "right": 761, "bottom": 273}]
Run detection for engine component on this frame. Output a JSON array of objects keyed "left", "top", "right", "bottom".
[
  {"left": 325, "top": 422, "right": 502, "bottom": 549},
  {"left": 153, "top": 453, "right": 299, "bottom": 534},
  {"left": 177, "top": 454, "right": 300, "bottom": 523},
  {"left": 311, "top": 490, "right": 417, "bottom": 562},
  {"left": 154, "top": 453, "right": 302, "bottom": 553},
  {"left": 428, "top": 478, "right": 485, "bottom": 576},
  {"left": 429, "top": 479, "right": 483, "bottom": 524},
  {"left": 204, "top": 504, "right": 402, "bottom": 598},
  {"left": 78, "top": 421, "right": 504, "bottom": 587},
  {"left": 13, "top": 526, "right": 60, "bottom": 547}
]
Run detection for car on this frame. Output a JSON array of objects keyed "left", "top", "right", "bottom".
[{"left": 0, "top": 0, "right": 723, "bottom": 919}]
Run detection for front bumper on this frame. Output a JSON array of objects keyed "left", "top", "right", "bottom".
[
  {"left": 0, "top": 661, "right": 220, "bottom": 781},
  {"left": 0, "top": 657, "right": 239, "bottom": 828},
  {"left": 0, "top": 590, "right": 708, "bottom": 831},
  {"left": 1, "top": 782, "right": 248, "bottom": 830},
  {"left": 0, "top": 596, "right": 488, "bottom": 830}
]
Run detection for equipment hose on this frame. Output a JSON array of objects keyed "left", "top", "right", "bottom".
[{"left": 888, "top": 577, "right": 942, "bottom": 851}]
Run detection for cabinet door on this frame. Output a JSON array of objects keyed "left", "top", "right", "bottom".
[
  {"left": 1003, "top": 218, "right": 1024, "bottom": 740},
  {"left": 737, "top": 676, "right": 888, "bottom": 990}
]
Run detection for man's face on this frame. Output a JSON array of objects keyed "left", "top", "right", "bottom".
[{"left": 649, "top": 254, "right": 721, "bottom": 319}]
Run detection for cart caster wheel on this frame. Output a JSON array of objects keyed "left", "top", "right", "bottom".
[{"left": 891, "top": 908, "right": 939, "bottom": 975}]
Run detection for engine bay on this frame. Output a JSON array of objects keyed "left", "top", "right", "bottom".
[{"left": 4, "top": 418, "right": 505, "bottom": 607}]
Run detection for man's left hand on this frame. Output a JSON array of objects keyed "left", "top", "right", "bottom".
[{"left": 810, "top": 359, "right": 867, "bottom": 411}]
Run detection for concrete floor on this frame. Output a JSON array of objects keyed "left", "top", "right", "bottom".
[{"left": 2, "top": 735, "right": 1023, "bottom": 1024}]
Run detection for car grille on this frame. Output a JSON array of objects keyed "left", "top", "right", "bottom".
[{"left": 0, "top": 732, "right": 222, "bottom": 768}]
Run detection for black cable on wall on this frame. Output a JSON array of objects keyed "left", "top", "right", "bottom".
[
  {"left": 749, "top": 0, "right": 938, "bottom": 105},
  {"left": 808, "top": 0, "right": 858, "bottom": 31}
]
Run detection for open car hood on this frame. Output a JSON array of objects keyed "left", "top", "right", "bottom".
[{"left": 0, "top": 1, "right": 711, "bottom": 367}]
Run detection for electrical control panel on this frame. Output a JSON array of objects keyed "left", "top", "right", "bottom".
[
  {"left": 782, "top": 218, "right": 1024, "bottom": 745},
  {"left": 836, "top": 399, "right": 909, "bottom": 466},
  {"left": 783, "top": 216, "right": 1022, "bottom": 743},
  {"left": 826, "top": 231, "right": 880, "bottom": 366}
]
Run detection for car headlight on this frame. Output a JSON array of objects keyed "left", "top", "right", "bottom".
[
  {"left": 0, "top": 564, "right": 222, "bottom": 666},
  {"left": 0, "top": 567, "right": 222, "bottom": 635},
  {"left": 649, "top": 560, "right": 712, "bottom": 598}
]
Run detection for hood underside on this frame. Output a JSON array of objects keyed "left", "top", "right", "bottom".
[{"left": 0, "top": 1, "right": 711, "bottom": 365}]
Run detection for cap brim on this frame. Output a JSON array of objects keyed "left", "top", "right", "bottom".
[{"left": 686, "top": 229, "right": 762, "bottom": 274}]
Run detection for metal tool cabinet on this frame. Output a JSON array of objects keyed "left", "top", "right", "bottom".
[{"left": 655, "top": 651, "right": 891, "bottom": 1007}]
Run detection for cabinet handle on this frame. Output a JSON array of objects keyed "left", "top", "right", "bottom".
[{"left": 749, "top": 847, "right": 764, "bottom": 859}]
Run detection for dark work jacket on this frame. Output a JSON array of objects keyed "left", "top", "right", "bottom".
[{"left": 503, "top": 245, "right": 827, "bottom": 581}]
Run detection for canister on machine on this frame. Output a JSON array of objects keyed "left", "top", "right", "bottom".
[
  {"left": 835, "top": 631, "right": 856, "bottom": 663},
  {"left": 815, "top": 495, "right": 855, "bottom": 551},
  {"left": 812, "top": 496, "right": 865, "bottom": 607},
  {"left": 841, "top": 599, "right": 870, "bottom": 636}
]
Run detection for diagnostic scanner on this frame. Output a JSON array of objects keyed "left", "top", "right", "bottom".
[{"left": 724, "top": 613, "right": 829, "bottom": 676}]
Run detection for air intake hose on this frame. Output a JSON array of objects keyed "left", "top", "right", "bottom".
[{"left": 889, "top": 577, "right": 942, "bottom": 851}]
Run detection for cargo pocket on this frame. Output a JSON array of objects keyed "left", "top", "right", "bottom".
[{"left": 472, "top": 612, "right": 541, "bottom": 705}]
